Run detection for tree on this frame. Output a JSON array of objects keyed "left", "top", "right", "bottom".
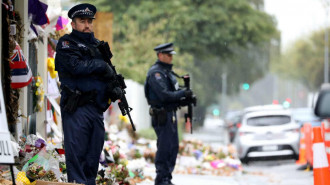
[
  {"left": 111, "top": 18, "right": 192, "bottom": 83},
  {"left": 275, "top": 29, "right": 325, "bottom": 90},
  {"left": 77, "top": 0, "right": 278, "bottom": 122}
]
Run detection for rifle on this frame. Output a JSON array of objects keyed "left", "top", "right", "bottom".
[
  {"left": 182, "top": 74, "right": 197, "bottom": 134},
  {"left": 97, "top": 41, "right": 136, "bottom": 131}
]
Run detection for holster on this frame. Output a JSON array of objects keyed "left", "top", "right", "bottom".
[
  {"left": 62, "top": 86, "right": 96, "bottom": 114},
  {"left": 149, "top": 107, "right": 167, "bottom": 126}
]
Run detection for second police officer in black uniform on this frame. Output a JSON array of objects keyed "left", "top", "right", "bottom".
[
  {"left": 55, "top": 3, "right": 122, "bottom": 185},
  {"left": 145, "top": 43, "right": 195, "bottom": 185}
]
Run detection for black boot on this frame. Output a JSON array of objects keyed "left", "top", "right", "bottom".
[
  {"left": 155, "top": 181, "right": 171, "bottom": 185},
  {"left": 155, "top": 179, "right": 173, "bottom": 185}
]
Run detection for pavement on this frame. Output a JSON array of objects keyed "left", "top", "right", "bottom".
[
  {"left": 137, "top": 164, "right": 275, "bottom": 185},
  {"left": 137, "top": 161, "right": 313, "bottom": 185}
]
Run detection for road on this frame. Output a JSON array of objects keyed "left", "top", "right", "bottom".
[
  {"left": 243, "top": 160, "right": 313, "bottom": 185},
  {"left": 139, "top": 159, "right": 313, "bottom": 185},
  {"left": 138, "top": 126, "right": 313, "bottom": 185}
]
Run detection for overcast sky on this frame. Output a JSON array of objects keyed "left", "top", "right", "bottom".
[{"left": 264, "top": 0, "right": 327, "bottom": 50}]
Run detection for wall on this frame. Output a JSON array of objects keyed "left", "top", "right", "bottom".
[
  {"left": 125, "top": 80, "right": 151, "bottom": 130},
  {"left": 15, "top": 0, "right": 29, "bottom": 140},
  {"left": 0, "top": 0, "right": 2, "bottom": 74}
]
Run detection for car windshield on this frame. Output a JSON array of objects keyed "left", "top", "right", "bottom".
[{"left": 247, "top": 115, "right": 291, "bottom": 126}]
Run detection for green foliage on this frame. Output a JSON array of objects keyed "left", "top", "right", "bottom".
[
  {"left": 248, "top": 0, "right": 264, "bottom": 10},
  {"left": 137, "top": 121, "right": 185, "bottom": 141},
  {"left": 108, "top": 0, "right": 277, "bottom": 58},
  {"left": 111, "top": 18, "right": 193, "bottom": 83},
  {"left": 177, "top": 120, "right": 185, "bottom": 142},
  {"left": 217, "top": 151, "right": 227, "bottom": 159},
  {"left": 275, "top": 29, "right": 325, "bottom": 90},
  {"left": 133, "top": 149, "right": 142, "bottom": 159},
  {"left": 78, "top": 0, "right": 276, "bottom": 59},
  {"left": 137, "top": 128, "right": 157, "bottom": 140},
  {"left": 77, "top": 0, "right": 277, "bottom": 118}
]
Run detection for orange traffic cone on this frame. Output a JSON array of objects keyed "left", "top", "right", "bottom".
[
  {"left": 313, "top": 127, "right": 330, "bottom": 185},
  {"left": 296, "top": 127, "right": 307, "bottom": 164}
]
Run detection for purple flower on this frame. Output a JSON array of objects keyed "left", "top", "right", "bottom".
[{"left": 35, "top": 138, "right": 46, "bottom": 148}]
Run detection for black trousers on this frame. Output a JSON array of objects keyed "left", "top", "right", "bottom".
[
  {"left": 152, "top": 111, "right": 179, "bottom": 183},
  {"left": 62, "top": 104, "right": 105, "bottom": 185}
]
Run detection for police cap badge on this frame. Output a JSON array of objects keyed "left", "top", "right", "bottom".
[
  {"left": 68, "top": 3, "right": 96, "bottom": 19},
  {"left": 154, "top": 43, "right": 176, "bottom": 55}
]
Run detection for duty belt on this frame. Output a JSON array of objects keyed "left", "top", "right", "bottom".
[
  {"left": 62, "top": 85, "right": 97, "bottom": 113},
  {"left": 149, "top": 107, "right": 177, "bottom": 127}
]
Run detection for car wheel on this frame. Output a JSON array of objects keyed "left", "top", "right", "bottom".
[{"left": 240, "top": 157, "right": 249, "bottom": 164}]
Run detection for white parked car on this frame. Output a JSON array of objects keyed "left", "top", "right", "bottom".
[
  {"left": 234, "top": 109, "right": 300, "bottom": 163},
  {"left": 203, "top": 116, "right": 225, "bottom": 130},
  {"left": 243, "top": 104, "right": 284, "bottom": 115}
]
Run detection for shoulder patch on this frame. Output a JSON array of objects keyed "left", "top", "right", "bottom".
[
  {"left": 62, "top": 41, "right": 70, "bottom": 49},
  {"left": 77, "top": 43, "right": 87, "bottom": 48},
  {"left": 155, "top": 72, "right": 162, "bottom": 80}
]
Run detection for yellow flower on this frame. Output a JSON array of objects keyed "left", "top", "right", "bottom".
[
  {"left": 123, "top": 159, "right": 128, "bottom": 165},
  {"left": 16, "top": 171, "right": 31, "bottom": 184},
  {"left": 34, "top": 76, "right": 44, "bottom": 112},
  {"left": 48, "top": 58, "right": 58, "bottom": 78},
  {"left": 119, "top": 115, "right": 129, "bottom": 123}
]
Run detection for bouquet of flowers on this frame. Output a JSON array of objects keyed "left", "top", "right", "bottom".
[
  {"left": 41, "top": 170, "right": 58, "bottom": 182},
  {"left": 26, "top": 162, "right": 47, "bottom": 181},
  {"left": 32, "top": 76, "right": 44, "bottom": 112},
  {"left": 16, "top": 135, "right": 47, "bottom": 171},
  {"left": 96, "top": 164, "right": 130, "bottom": 185},
  {"left": 126, "top": 158, "right": 146, "bottom": 179},
  {"left": 112, "top": 164, "right": 129, "bottom": 184},
  {"left": 96, "top": 168, "right": 116, "bottom": 185}
]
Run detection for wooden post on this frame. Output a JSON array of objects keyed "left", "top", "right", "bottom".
[{"left": 94, "top": 12, "right": 113, "bottom": 46}]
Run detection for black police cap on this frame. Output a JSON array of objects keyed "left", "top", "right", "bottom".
[
  {"left": 154, "top": 43, "right": 176, "bottom": 54},
  {"left": 68, "top": 3, "right": 96, "bottom": 19}
]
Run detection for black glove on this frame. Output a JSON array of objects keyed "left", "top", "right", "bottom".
[
  {"left": 180, "top": 95, "right": 197, "bottom": 107},
  {"left": 184, "top": 90, "right": 193, "bottom": 98},
  {"left": 103, "top": 64, "right": 115, "bottom": 80},
  {"left": 109, "top": 87, "right": 123, "bottom": 101},
  {"left": 179, "top": 97, "right": 189, "bottom": 106},
  {"left": 191, "top": 95, "right": 197, "bottom": 106}
]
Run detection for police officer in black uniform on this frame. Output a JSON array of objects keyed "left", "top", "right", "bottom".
[
  {"left": 55, "top": 3, "right": 121, "bottom": 185},
  {"left": 145, "top": 43, "right": 194, "bottom": 185}
]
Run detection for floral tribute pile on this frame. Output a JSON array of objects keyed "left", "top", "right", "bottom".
[
  {"left": 97, "top": 121, "right": 155, "bottom": 185},
  {"left": 97, "top": 142, "right": 131, "bottom": 185},
  {"left": 0, "top": 123, "right": 243, "bottom": 185},
  {"left": 6, "top": 133, "right": 151, "bottom": 185},
  {"left": 174, "top": 139, "right": 242, "bottom": 176},
  {"left": 12, "top": 134, "right": 65, "bottom": 184}
]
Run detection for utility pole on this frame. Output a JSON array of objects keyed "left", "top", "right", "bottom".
[{"left": 221, "top": 72, "right": 227, "bottom": 118}]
